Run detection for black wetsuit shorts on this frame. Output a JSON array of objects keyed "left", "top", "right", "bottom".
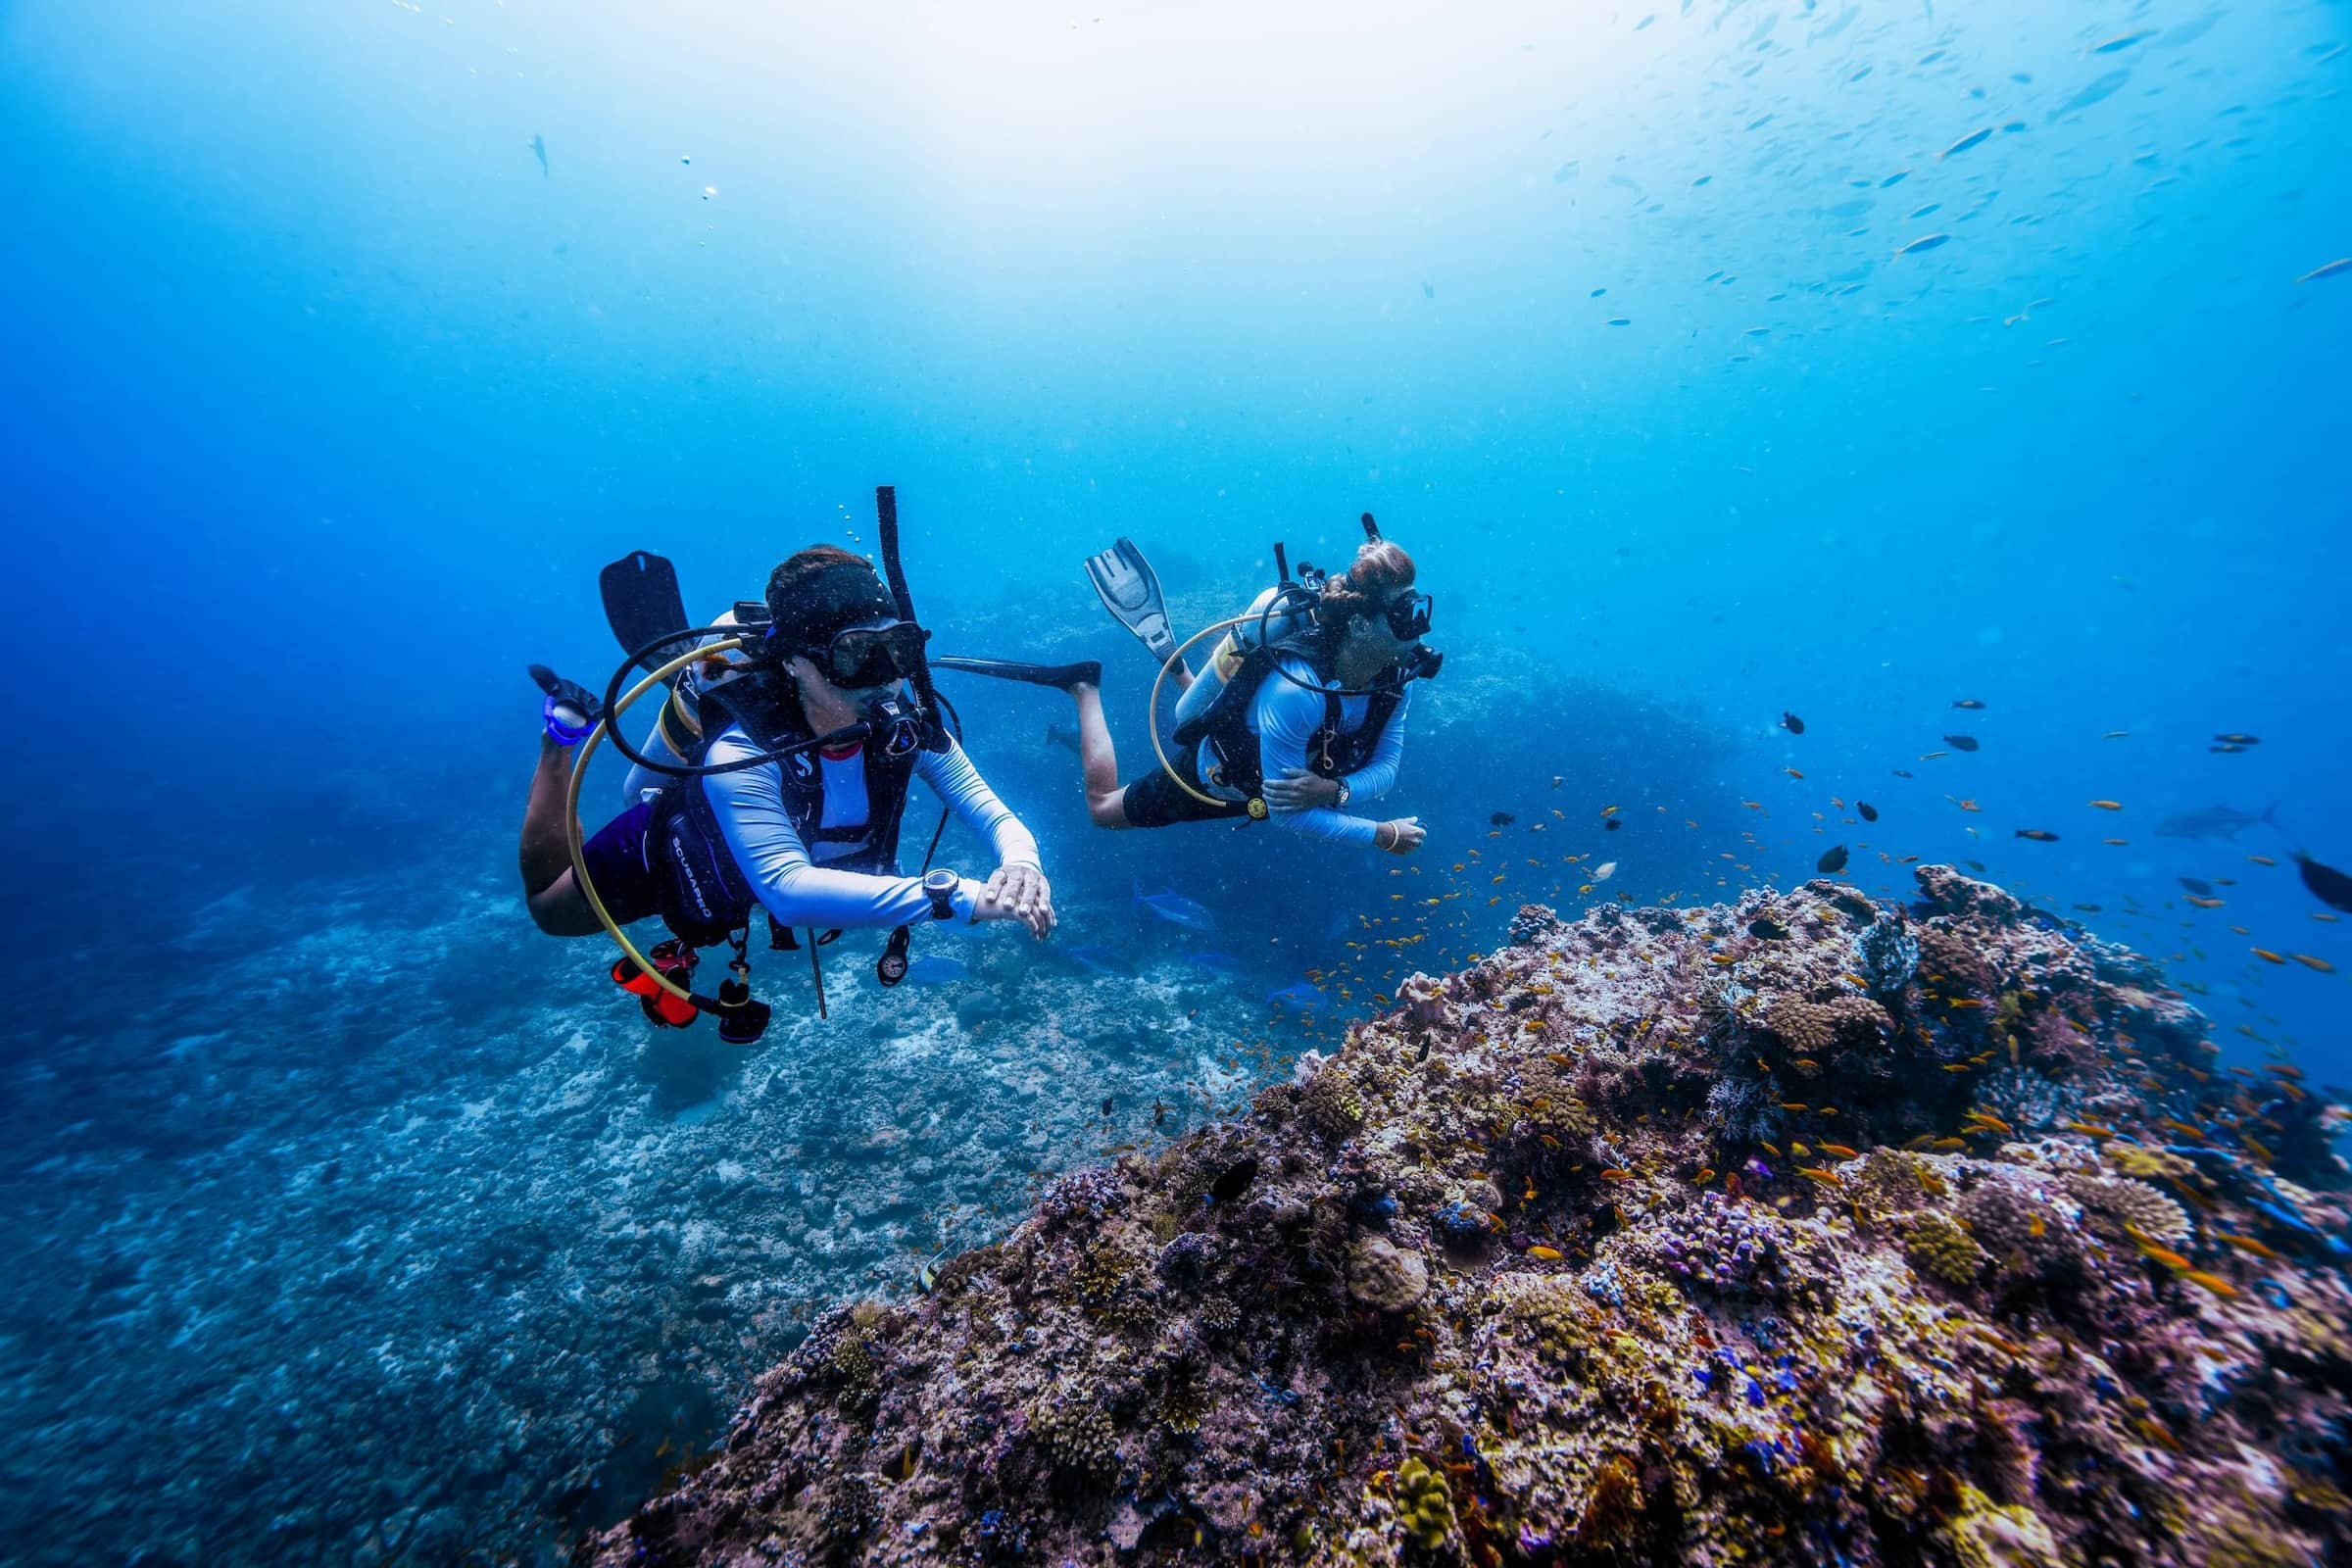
[{"left": 1119, "top": 756, "right": 1250, "bottom": 829}]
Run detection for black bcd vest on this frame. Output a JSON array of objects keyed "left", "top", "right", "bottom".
[
  {"left": 651, "top": 662, "right": 944, "bottom": 947},
  {"left": 1171, "top": 642, "right": 1402, "bottom": 804}
]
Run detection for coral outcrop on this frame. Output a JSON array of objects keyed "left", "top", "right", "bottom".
[{"left": 583, "top": 867, "right": 2352, "bottom": 1567}]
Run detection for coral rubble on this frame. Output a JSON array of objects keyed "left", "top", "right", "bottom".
[{"left": 583, "top": 868, "right": 2352, "bottom": 1567}]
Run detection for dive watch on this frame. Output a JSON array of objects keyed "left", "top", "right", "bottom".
[
  {"left": 922, "top": 867, "right": 958, "bottom": 921},
  {"left": 1333, "top": 776, "right": 1352, "bottom": 808}
]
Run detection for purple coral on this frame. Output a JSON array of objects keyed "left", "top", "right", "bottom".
[
  {"left": 1038, "top": 1166, "right": 1126, "bottom": 1225},
  {"left": 1155, "top": 1231, "right": 1216, "bottom": 1283},
  {"left": 1652, "top": 1192, "right": 1784, "bottom": 1294}
]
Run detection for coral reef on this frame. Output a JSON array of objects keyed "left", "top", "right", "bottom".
[{"left": 583, "top": 867, "right": 2352, "bottom": 1568}]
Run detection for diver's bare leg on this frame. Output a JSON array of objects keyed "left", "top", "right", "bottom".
[
  {"left": 1069, "top": 681, "right": 1132, "bottom": 830},
  {"left": 519, "top": 738, "right": 601, "bottom": 933}
]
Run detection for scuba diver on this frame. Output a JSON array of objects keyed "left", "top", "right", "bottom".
[
  {"left": 934, "top": 514, "right": 1436, "bottom": 856},
  {"left": 517, "top": 491, "right": 1052, "bottom": 1037}
]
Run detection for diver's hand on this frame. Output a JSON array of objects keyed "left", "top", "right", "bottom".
[
  {"left": 1261, "top": 767, "right": 1341, "bottom": 811},
  {"left": 1373, "top": 817, "right": 1426, "bottom": 856},
  {"left": 981, "top": 863, "right": 1055, "bottom": 938}
]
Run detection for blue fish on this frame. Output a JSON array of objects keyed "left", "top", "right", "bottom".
[
  {"left": 1061, "top": 945, "right": 1126, "bottom": 975},
  {"left": 1189, "top": 952, "right": 1247, "bottom": 977},
  {"left": 529, "top": 133, "right": 548, "bottom": 178},
  {"left": 1135, "top": 883, "right": 1215, "bottom": 931},
  {"left": 2052, "top": 69, "right": 2132, "bottom": 119},
  {"left": 901, "top": 955, "right": 968, "bottom": 985},
  {"left": 1266, "top": 980, "right": 1322, "bottom": 1008}
]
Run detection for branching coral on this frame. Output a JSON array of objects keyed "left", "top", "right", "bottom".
[
  {"left": 2064, "top": 1173, "right": 2190, "bottom": 1247},
  {"left": 1029, "top": 1390, "right": 1119, "bottom": 1482},
  {"left": 1394, "top": 1457, "right": 1456, "bottom": 1550},
  {"left": 1038, "top": 1167, "right": 1127, "bottom": 1226},
  {"left": 1705, "top": 1073, "right": 1778, "bottom": 1145},
  {"left": 1762, "top": 995, "right": 1890, "bottom": 1055},
  {"left": 1156, "top": 1371, "right": 1209, "bottom": 1435},
  {"left": 1978, "top": 1066, "right": 2073, "bottom": 1133}
]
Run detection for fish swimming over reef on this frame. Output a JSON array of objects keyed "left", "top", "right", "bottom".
[
  {"left": 530, "top": 133, "right": 549, "bottom": 177},
  {"left": 1943, "top": 734, "right": 1981, "bottom": 752},
  {"left": 2296, "top": 853, "right": 2352, "bottom": 914},
  {"left": 1781, "top": 711, "right": 1805, "bottom": 735},
  {"left": 2157, "top": 805, "right": 2278, "bottom": 841},
  {"left": 1818, "top": 845, "right": 1849, "bottom": 873},
  {"left": 1135, "top": 884, "right": 1217, "bottom": 930},
  {"left": 1207, "top": 1157, "right": 1257, "bottom": 1203}
]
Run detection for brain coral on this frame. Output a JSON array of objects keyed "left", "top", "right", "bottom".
[{"left": 1346, "top": 1237, "right": 1430, "bottom": 1311}]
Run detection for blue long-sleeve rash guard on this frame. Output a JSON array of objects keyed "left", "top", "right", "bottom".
[
  {"left": 615, "top": 607, "right": 1040, "bottom": 928},
  {"left": 1233, "top": 654, "right": 1411, "bottom": 846},
  {"left": 698, "top": 723, "right": 1040, "bottom": 930}
]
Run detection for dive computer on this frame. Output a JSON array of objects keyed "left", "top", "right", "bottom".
[{"left": 922, "top": 867, "right": 958, "bottom": 921}]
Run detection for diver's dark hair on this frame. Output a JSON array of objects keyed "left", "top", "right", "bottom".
[
  {"left": 764, "top": 544, "right": 900, "bottom": 656},
  {"left": 1317, "top": 538, "right": 1416, "bottom": 634},
  {"left": 765, "top": 545, "right": 873, "bottom": 622}
]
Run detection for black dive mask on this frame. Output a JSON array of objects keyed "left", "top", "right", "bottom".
[
  {"left": 1385, "top": 591, "right": 1434, "bottom": 641},
  {"left": 800, "top": 621, "right": 928, "bottom": 690}
]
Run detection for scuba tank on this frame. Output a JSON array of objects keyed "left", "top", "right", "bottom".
[
  {"left": 1170, "top": 581, "right": 1318, "bottom": 737},
  {"left": 1170, "top": 541, "right": 1327, "bottom": 737}
]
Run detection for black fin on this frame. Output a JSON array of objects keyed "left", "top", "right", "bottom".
[{"left": 600, "top": 551, "right": 698, "bottom": 674}]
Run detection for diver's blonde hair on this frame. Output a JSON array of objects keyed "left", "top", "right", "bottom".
[{"left": 1319, "top": 539, "right": 1417, "bottom": 629}]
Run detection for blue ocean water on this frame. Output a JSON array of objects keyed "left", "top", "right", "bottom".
[{"left": 2, "top": 1, "right": 2346, "bottom": 1561}]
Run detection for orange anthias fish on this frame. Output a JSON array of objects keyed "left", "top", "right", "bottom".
[
  {"left": 2290, "top": 954, "right": 2335, "bottom": 973},
  {"left": 2182, "top": 1270, "right": 2240, "bottom": 1298},
  {"left": 2089, "top": 800, "right": 2124, "bottom": 810},
  {"left": 1527, "top": 1245, "right": 1565, "bottom": 1261},
  {"left": 2251, "top": 949, "right": 2286, "bottom": 964},
  {"left": 1818, "top": 1143, "right": 1859, "bottom": 1159},
  {"left": 1796, "top": 1166, "right": 1843, "bottom": 1188}
]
